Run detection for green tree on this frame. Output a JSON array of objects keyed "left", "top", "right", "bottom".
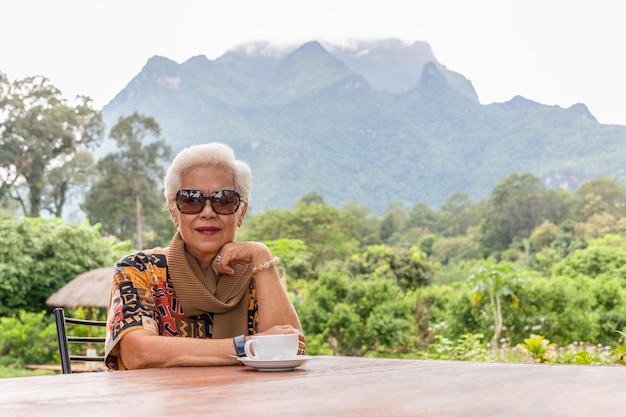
[
  {"left": 298, "top": 267, "right": 417, "bottom": 356},
  {"left": 516, "top": 275, "right": 598, "bottom": 344},
  {"left": 408, "top": 202, "right": 441, "bottom": 233},
  {"left": 468, "top": 262, "right": 523, "bottom": 350},
  {"left": 480, "top": 173, "right": 553, "bottom": 255},
  {"left": 439, "top": 193, "right": 483, "bottom": 237},
  {"left": 571, "top": 178, "right": 626, "bottom": 243},
  {"left": 552, "top": 234, "right": 626, "bottom": 281},
  {"left": 431, "top": 235, "right": 482, "bottom": 265},
  {"left": 298, "top": 191, "right": 325, "bottom": 205},
  {"left": 342, "top": 201, "right": 382, "bottom": 246},
  {"left": 347, "top": 244, "right": 432, "bottom": 290},
  {"left": 0, "top": 73, "right": 102, "bottom": 217},
  {"left": 241, "top": 197, "right": 359, "bottom": 264},
  {"left": 41, "top": 150, "right": 98, "bottom": 218},
  {"left": 0, "top": 218, "right": 121, "bottom": 316},
  {"left": 576, "top": 177, "right": 626, "bottom": 219},
  {"left": 82, "top": 113, "right": 173, "bottom": 248},
  {"left": 380, "top": 201, "right": 408, "bottom": 243},
  {"left": 528, "top": 220, "right": 559, "bottom": 252},
  {"left": 573, "top": 212, "right": 626, "bottom": 243},
  {"left": 264, "top": 238, "right": 313, "bottom": 282},
  {"left": 0, "top": 311, "right": 58, "bottom": 366}
]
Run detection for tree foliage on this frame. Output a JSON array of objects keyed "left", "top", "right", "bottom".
[
  {"left": 0, "top": 217, "right": 120, "bottom": 316},
  {"left": 0, "top": 310, "right": 58, "bottom": 366},
  {"left": 42, "top": 150, "right": 98, "bottom": 218},
  {"left": 297, "top": 266, "right": 418, "bottom": 356},
  {"left": 82, "top": 112, "right": 174, "bottom": 248},
  {"left": 0, "top": 169, "right": 624, "bottom": 363},
  {"left": 241, "top": 174, "right": 626, "bottom": 352},
  {"left": 439, "top": 192, "right": 484, "bottom": 237},
  {"left": 468, "top": 262, "right": 523, "bottom": 350},
  {"left": 480, "top": 173, "right": 555, "bottom": 254},
  {"left": 576, "top": 177, "right": 626, "bottom": 219},
  {"left": 346, "top": 244, "right": 432, "bottom": 290},
  {"left": 264, "top": 238, "right": 313, "bottom": 281},
  {"left": 0, "top": 73, "right": 102, "bottom": 217},
  {"left": 240, "top": 196, "right": 360, "bottom": 265},
  {"left": 551, "top": 234, "right": 626, "bottom": 281}
]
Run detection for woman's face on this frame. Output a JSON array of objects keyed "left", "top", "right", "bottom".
[{"left": 168, "top": 165, "right": 247, "bottom": 269}]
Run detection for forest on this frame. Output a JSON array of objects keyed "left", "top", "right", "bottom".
[{"left": 3, "top": 169, "right": 626, "bottom": 373}]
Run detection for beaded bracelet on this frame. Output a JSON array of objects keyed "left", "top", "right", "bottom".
[{"left": 252, "top": 257, "right": 280, "bottom": 275}]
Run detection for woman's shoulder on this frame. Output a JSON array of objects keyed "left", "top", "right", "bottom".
[{"left": 117, "top": 247, "right": 170, "bottom": 270}]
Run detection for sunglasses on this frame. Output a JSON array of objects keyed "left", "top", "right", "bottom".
[{"left": 175, "top": 189, "right": 242, "bottom": 215}]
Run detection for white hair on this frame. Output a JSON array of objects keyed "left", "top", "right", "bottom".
[{"left": 163, "top": 143, "right": 252, "bottom": 207}]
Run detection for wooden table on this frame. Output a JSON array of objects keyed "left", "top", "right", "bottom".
[{"left": 1, "top": 356, "right": 625, "bottom": 416}]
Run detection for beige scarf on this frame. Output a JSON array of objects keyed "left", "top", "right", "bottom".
[{"left": 167, "top": 232, "right": 253, "bottom": 338}]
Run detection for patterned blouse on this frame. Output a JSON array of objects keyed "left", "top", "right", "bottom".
[{"left": 104, "top": 250, "right": 258, "bottom": 370}]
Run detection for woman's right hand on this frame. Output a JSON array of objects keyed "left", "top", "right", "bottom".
[{"left": 212, "top": 241, "right": 270, "bottom": 276}]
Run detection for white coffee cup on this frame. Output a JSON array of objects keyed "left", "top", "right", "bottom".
[{"left": 244, "top": 334, "right": 299, "bottom": 360}]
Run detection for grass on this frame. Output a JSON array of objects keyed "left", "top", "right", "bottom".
[{"left": 0, "top": 366, "right": 58, "bottom": 378}]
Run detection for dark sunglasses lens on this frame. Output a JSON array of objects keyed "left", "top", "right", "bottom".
[
  {"left": 176, "top": 189, "right": 241, "bottom": 215},
  {"left": 210, "top": 190, "right": 240, "bottom": 214},
  {"left": 176, "top": 190, "right": 206, "bottom": 214}
]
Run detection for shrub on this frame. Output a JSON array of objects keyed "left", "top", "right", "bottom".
[
  {"left": 0, "top": 218, "right": 121, "bottom": 316},
  {"left": 0, "top": 311, "right": 58, "bottom": 367}
]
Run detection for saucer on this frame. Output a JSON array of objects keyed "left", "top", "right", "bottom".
[{"left": 236, "top": 355, "right": 312, "bottom": 371}]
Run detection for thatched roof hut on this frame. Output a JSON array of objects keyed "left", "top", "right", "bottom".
[{"left": 46, "top": 266, "right": 114, "bottom": 309}]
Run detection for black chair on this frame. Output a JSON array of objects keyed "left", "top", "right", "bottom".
[{"left": 54, "top": 307, "right": 106, "bottom": 374}]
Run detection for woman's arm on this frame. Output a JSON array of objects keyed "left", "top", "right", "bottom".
[
  {"left": 253, "top": 259, "right": 302, "bottom": 332},
  {"left": 215, "top": 241, "right": 306, "bottom": 349},
  {"left": 119, "top": 329, "right": 240, "bottom": 369},
  {"left": 253, "top": 265, "right": 306, "bottom": 354}
]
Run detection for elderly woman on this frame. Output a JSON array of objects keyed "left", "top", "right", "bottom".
[{"left": 104, "top": 143, "right": 304, "bottom": 370}]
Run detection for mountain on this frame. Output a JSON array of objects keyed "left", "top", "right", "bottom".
[{"left": 101, "top": 39, "right": 626, "bottom": 215}]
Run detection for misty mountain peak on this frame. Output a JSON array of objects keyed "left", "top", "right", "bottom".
[
  {"left": 182, "top": 55, "right": 214, "bottom": 72},
  {"left": 567, "top": 103, "right": 597, "bottom": 122},
  {"left": 325, "top": 38, "right": 437, "bottom": 93},
  {"left": 100, "top": 39, "right": 623, "bottom": 214},
  {"left": 273, "top": 41, "right": 354, "bottom": 95},
  {"left": 282, "top": 41, "right": 346, "bottom": 69}
]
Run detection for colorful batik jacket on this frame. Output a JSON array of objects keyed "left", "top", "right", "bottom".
[{"left": 104, "top": 249, "right": 258, "bottom": 370}]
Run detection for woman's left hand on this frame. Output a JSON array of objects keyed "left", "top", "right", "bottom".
[{"left": 256, "top": 324, "right": 307, "bottom": 355}]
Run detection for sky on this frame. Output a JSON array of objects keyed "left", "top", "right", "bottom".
[{"left": 2, "top": 0, "right": 625, "bottom": 125}]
